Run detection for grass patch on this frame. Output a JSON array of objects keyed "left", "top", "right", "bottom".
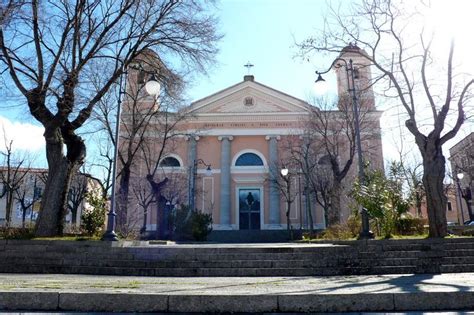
[
  {"left": 32, "top": 235, "right": 100, "bottom": 241},
  {"left": 90, "top": 281, "right": 142, "bottom": 289},
  {"left": 33, "top": 284, "right": 63, "bottom": 289}
]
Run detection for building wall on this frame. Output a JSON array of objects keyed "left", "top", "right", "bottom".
[{"left": 0, "top": 169, "right": 101, "bottom": 229}]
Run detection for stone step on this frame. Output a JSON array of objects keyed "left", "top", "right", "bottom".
[
  {"left": 444, "top": 249, "right": 474, "bottom": 257},
  {"left": 3, "top": 239, "right": 474, "bottom": 277},
  {"left": 443, "top": 256, "right": 474, "bottom": 264},
  {"left": 2, "top": 258, "right": 473, "bottom": 277},
  {"left": 440, "top": 264, "right": 474, "bottom": 273}
]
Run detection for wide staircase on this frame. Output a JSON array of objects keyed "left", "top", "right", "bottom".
[{"left": 1, "top": 238, "right": 474, "bottom": 276}]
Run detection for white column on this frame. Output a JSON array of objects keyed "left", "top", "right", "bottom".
[
  {"left": 266, "top": 135, "right": 281, "bottom": 228},
  {"left": 187, "top": 136, "right": 199, "bottom": 210},
  {"left": 218, "top": 136, "right": 233, "bottom": 229}
]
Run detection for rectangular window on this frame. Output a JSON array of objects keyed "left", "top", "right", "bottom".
[{"left": 447, "top": 201, "right": 453, "bottom": 212}]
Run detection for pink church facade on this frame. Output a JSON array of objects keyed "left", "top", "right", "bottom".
[{"left": 122, "top": 47, "right": 383, "bottom": 235}]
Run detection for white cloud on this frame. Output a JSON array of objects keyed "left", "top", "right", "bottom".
[{"left": 0, "top": 116, "right": 44, "bottom": 152}]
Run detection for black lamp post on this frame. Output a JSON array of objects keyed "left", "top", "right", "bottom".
[
  {"left": 456, "top": 173, "right": 466, "bottom": 224},
  {"left": 188, "top": 159, "right": 212, "bottom": 212},
  {"left": 314, "top": 57, "right": 374, "bottom": 239},
  {"left": 280, "top": 165, "right": 293, "bottom": 239},
  {"left": 457, "top": 172, "right": 474, "bottom": 223},
  {"left": 102, "top": 66, "right": 161, "bottom": 241}
]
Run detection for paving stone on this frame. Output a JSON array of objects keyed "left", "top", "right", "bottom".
[
  {"left": 168, "top": 295, "right": 278, "bottom": 313},
  {"left": 394, "top": 292, "right": 474, "bottom": 311},
  {"left": 278, "top": 293, "right": 394, "bottom": 312},
  {"left": 59, "top": 293, "right": 168, "bottom": 312},
  {"left": 0, "top": 292, "right": 58, "bottom": 310}
]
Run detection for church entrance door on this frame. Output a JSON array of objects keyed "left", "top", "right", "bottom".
[{"left": 238, "top": 188, "right": 261, "bottom": 230}]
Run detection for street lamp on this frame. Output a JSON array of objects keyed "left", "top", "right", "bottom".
[
  {"left": 456, "top": 173, "right": 466, "bottom": 224},
  {"left": 280, "top": 165, "right": 293, "bottom": 239},
  {"left": 145, "top": 73, "right": 161, "bottom": 96},
  {"left": 102, "top": 66, "right": 161, "bottom": 241},
  {"left": 280, "top": 166, "right": 289, "bottom": 177},
  {"left": 188, "top": 159, "right": 212, "bottom": 212},
  {"left": 314, "top": 55, "right": 374, "bottom": 239}
]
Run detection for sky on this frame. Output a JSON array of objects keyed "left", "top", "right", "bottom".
[{"left": 1, "top": 0, "right": 473, "bottom": 173}]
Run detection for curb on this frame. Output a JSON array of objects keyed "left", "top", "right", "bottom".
[{"left": 1, "top": 291, "right": 474, "bottom": 312}]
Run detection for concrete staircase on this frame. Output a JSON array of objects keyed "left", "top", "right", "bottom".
[{"left": 1, "top": 238, "right": 474, "bottom": 276}]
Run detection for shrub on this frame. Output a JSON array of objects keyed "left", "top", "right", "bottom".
[
  {"left": 320, "top": 224, "right": 355, "bottom": 240},
  {"left": 351, "top": 167, "right": 411, "bottom": 239},
  {"left": 346, "top": 214, "right": 361, "bottom": 237},
  {"left": 169, "top": 204, "right": 193, "bottom": 240},
  {"left": 396, "top": 215, "right": 425, "bottom": 235},
  {"left": 192, "top": 211, "right": 213, "bottom": 241},
  {"left": 0, "top": 226, "right": 35, "bottom": 239},
  {"left": 169, "top": 205, "right": 213, "bottom": 241},
  {"left": 319, "top": 216, "right": 361, "bottom": 240},
  {"left": 81, "top": 190, "right": 107, "bottom": 236}
]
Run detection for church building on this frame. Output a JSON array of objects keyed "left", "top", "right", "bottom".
[{"left": 120, "top": 45, "right": 384, "bottom": 238}]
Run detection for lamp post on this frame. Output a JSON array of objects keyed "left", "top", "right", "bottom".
[
  {"left": 102, "top": 66, "right": 161, "bottom": 241},
  {"left": 456, "top": 173, "right": 466, "bottom": 224},
  {"left": 188, "top": 159, "right": 212, "bottom": 212},
  {"left": 457, "top": 172, "right": 474, "bottom": 223},
  {"left": 314, "top": 57, "right": 373, "bottom": 239},
  {"left": 280, "top": 165, "right": 294, "bottom": 239}
]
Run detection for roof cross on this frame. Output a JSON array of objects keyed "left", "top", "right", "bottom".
[{"left": 244, "top": 61, "right": 254, "bottom": 74}]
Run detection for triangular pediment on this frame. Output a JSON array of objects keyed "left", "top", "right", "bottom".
[{"left": 187, "top": 79, "right": 311, "bottom": 115}]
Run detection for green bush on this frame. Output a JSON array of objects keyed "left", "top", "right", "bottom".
[
  {"left": 169, "top": 205, "right": 213, "bottom": 241},
  {"left": 351, "top": 166, "right": 411, "bottom": 239},
  {"left": 192, "top": 211, "right": 213, "bottom": 241},
  {"left": 0, "top": 226, "right": 35, "bottom": 239},
  {"left": 319, "top": 215, "right": 360, "bottom": 240},
  {"left": 396, "top": 215, "right": 426, "bottom": 235},
  {"left": 320, "top": 224, "right": 356, "bottom": 240},
  {"left": 81, "top": 190, "right": 107, "bottom": 236}
]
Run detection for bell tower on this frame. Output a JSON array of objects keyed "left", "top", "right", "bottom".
[
  {"left": 125, "top": 49, "right": 162, "bottom": 112},
  {"left": 335, "top": 44, "right": 376, "bottom": 111}
]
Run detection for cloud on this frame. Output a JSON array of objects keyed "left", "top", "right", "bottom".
[{"left": 0, "top": 116, "right": 44, "bottom": 152}]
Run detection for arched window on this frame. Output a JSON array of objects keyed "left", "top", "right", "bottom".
[
  {"left": 159, "top": 156, "right": 181, "bottom": 167},
  {"left": 235, "top": 153, "right": 264, "bottom": 166}
]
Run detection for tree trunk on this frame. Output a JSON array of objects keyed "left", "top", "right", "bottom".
[
  {"left": 328, "top": 181, "right": 342, "bottom": 226},
  {"left": 306, "top": 193, "right": 314, "bottom": 232},
  {"left": 141, "top": 210, "right": 147, "bottom": 234},
  {"left": 416, "top": 195, "right": 423, "bottom": 217},
  {"left": 22, "top": 207, "right": 27, "bottom": 228},
  {"left": 117, "top": 165, "right": 131, "bottom": 233},
  {"left": 35, "top": 127, "right": 84, "bottom": 237},
  {"left": 421, "top": 142, "right": 447, "bottom": 238},
  {"left": 5, "top": 191, "right": 14, "bottom": 227},
  {"left": 71, "top": 208, "right": 78, "bottom": 225}
]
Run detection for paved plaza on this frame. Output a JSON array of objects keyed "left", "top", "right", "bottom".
[{"left": 0, "top": 273, "right": 474, "bottom": 312}]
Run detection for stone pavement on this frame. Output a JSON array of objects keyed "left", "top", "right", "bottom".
[{"left": 0, "top": 273, "right": 474, "bottom": 313}]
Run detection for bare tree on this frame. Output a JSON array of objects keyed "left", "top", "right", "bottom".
[
  {"left": 0, "top": 137, "right": 30, "bottom": 227},
  {"left": 67, "top": 173, "right": 89, "bottom": 225},
  {"left": 0, "top": 0, "right": 220, "bottom": 236},
  {"left": 288, "top": 96, "right": 374, "bottom": 227},
  {"left": 132, "top": 178, "right": 156, "bottom": 235},
  {"left": 94, "top": 70, "right": 187, "bottom": 234},
  {"left": 14, "top": 173, "right": 42, "bottom": 228},
  {"left": 267, "top": 158, "right": 298, "bottom": 238},
  {"left": 297, "top": 0, "right": 473, "bottom": 237}
]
